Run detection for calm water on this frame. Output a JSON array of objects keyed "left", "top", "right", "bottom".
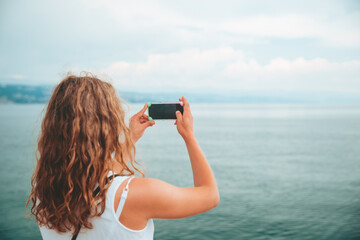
[{"left": 0, "top": 104, "right": 359, "bottom": 240}]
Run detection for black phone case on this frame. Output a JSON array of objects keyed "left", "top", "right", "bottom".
[{"left": 148, "top": 103, "right": 183, "bottom": 120}]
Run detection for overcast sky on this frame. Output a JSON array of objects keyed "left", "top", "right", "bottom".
[{"left": 0, "top": 0, "right": 359, "bottom": 94}]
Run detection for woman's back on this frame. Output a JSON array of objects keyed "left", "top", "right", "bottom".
[
  {"left": 39, "top": 173, "right": 154, "bottom": 240},
  {"left": 27, "top": 74, "right": 219, "bottom": 240}
]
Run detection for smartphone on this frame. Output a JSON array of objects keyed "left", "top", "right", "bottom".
[{"left": 147, "top": 102, "right": 184, "bottom": 120}]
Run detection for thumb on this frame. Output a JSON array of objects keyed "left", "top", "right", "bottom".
[
  {"left": 145, "top": 120, "right": 155, "bottom": 127},
  {"left": 176, "top": 110, "right": 183, "bottom": 122}
]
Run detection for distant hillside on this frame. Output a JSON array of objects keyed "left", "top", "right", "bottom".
[
  {"left": 118, "top": 91, "right": 299, "bottom": 104},
  {"left": 0, "top": 84, "right": 297, "bottom": 104},
  {"left": 0, "top": 85, "right": 52, "bottom": 103},
  {"left": 1, "top": 84, "right": 359, "bottom": 104}
]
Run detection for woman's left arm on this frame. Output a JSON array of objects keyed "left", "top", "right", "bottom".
[{"left": 129, "top": 103, "right": 155, "bottom": 143}]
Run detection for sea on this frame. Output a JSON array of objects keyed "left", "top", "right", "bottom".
[{"left": 0, "top": 103, "right": 359, "bottom": 240}]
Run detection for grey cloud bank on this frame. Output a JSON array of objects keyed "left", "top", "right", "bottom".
[{"left": 0, "top": 0, "right": 359, "bottom": 95}]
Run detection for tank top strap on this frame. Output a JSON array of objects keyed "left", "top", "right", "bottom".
[{"left": 115, "top": 176, "right": 134, "bottom": 219}]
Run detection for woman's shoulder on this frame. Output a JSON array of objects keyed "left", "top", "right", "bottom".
[
  {"left": 113, "top": 177, "right": 161, "bottom": 230},
  {"left": 115, "top": 176, "right": 219, "bottom": 220},
  {"left": 114, "top": 177, "right": 174, "bottom": 214},
  {"left": 114, "top": 177, "right": 166, "bottom": 201}
]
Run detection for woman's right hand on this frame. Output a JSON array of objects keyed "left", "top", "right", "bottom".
[
  {"left": 117, "top": 96, "right": 219, "bottom": 225},
  {"left": 175, "top": 96, "right": 194, "bottom": 141}
]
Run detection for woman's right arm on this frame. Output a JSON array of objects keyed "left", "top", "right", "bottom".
[{"left": 127, "top": 97, "right": 219, "bottom": 219}]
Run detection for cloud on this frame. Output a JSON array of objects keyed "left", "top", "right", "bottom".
[
  {"left": 84, "top": 0, "right": 193, "bottom": 29},
  {"left": 9, "top": 74, "right": 27, "bottom": 80},
  {"left": 219, "top": 13, "right": 360, "bottom": 48},
  {"left": 102, "top": 47, "right": 360, "bottom": 93},
  {"left": 224, "top": 57, "right": 360, "bottom": 92},
  {"left": 1, "top": 0, "right": 359, "bottom": 86},
  {"left": 104, "top": 47, "right": 243, "bottom": 90},
  {"left": 85, "top": 0, "right": 360, "bottom": 48},
  {"left": 108, "top": 47, "right": 243, "bottom": 74},
  {"left": 0, "top": 74, "right": 27, "bottom": 80}
]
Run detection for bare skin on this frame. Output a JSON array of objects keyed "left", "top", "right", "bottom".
[{"left": 114, "top": 96, "right": 219, "bottom": 230}]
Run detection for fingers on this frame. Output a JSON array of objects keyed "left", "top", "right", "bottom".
[
  {"left": 138, "top": 114, "right": 147, "bottom": 123},
  {"left": 180, "top": 96, "right": 191, "bottom": 117},
  {"left": 141, "top": 113, "right": 149, "bottom": 120},
  {"left": 176, "top": 110, "right": 183, "bottom": 122},
  {"left": 138, "top": 103, "right": 148, "bottom": 115},
  {"left": 133, "top": 104, "right": 149, "bottom": 121},
  {"left": 179, "top": 96, "right": 189, "bottom": 109},
  {"left": 146, "top": 120, "right": 155, "bottom": 127},
  {"left": 140, "top": 118, "right": 148, "bottom": 124},
  {"left": 182, "top": 96, "right": 189, "bottom": 106}
]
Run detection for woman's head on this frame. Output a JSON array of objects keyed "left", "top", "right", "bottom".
[{"left": 27, "top": 73, "right": 142, "bottom": 234}]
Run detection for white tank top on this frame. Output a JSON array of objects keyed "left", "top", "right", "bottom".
[{"left": 39, "top": 173, "right": 154, "bottom": 240}]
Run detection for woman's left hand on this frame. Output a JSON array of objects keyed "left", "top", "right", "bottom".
[{"left": 129, "top": 103, "right": 155, "bottom": 143}]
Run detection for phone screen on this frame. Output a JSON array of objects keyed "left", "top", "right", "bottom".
[{"left": 148, "top": 103, "right": 183, "bottom": 120}]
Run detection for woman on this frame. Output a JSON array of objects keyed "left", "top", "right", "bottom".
[{"left": 27, "top": 74, "right": 219, "bottom": 239}]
